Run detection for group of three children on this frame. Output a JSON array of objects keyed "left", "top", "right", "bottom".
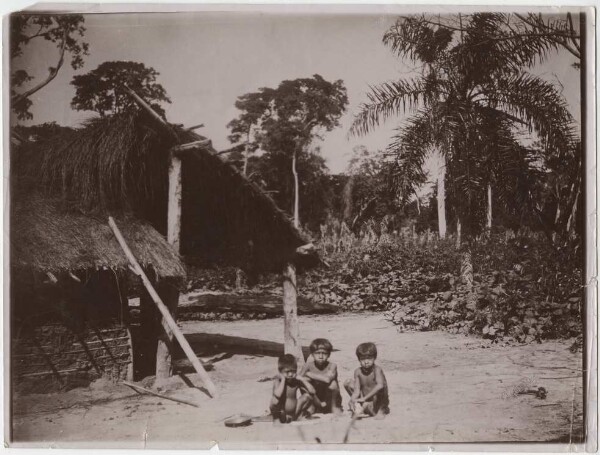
[{"left": 269, "top": 339, "right": 390, "bottom": 423}]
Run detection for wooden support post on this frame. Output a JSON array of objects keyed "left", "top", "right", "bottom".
[
  {"left": 167, "top": 154, "right": 183, "bottom": 251},
  {"left": 283, "top": 262, "right": 304, "bottom": 367},
  {"left": 108, "top": 217, "right": 218, "bottom": 398},
  {"left": 155, "top": 282, "right": 179, "bottom": 381},
  {"left": 139, "top": 273, "right": 158, "bottom": 379},
  {"left": 158, "top": 147, "right": 184, "bottom": 381}
]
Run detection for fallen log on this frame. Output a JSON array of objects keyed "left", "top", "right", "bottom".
[{"left": 178, "top": 293, "right": 338, "bottom": 320}]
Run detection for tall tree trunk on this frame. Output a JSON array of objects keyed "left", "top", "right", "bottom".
[
  {"left": 486, "top": 183, "right": 493, "bottom": 232},
  {"left": 455, "top": 218, "right": 462, "bottom": 249},
  {"left": 437, "top": 156, "right": 447, "bottom": 239},
  {"left": 283, "top": 262, "right": 304, "bottom": 367},
  {"left": 342, "top": 175, "right": 354, "bottom": 221},
  {"left": 243, "top": 131, "right": 250, "bottom": 176},
  {"left": 552, "top": 201, "right": 562, "bottom": 243},
  {"left": 292, "top": 149, "right": 300, "bottom": 228},
  {"left": 457, "top": 214, "right": 475, "bottom": 309},
  {"left": 566, "top": 184, "right": 580, "bottom": 239}
]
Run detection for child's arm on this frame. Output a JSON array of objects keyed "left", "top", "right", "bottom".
[
  {"left": 303, "top": 364, "right": 338, "bottom": 385},
  {"left": 298, "top": 361, "right": 309, "bottom": 377},
  {"left": 357, "top": 367, "right": 385, "bottom": 403},
  {"left": 296, "top": 376, "right": 317, "bottom": 396},
  {"left": 272, "top": 375, "right": 286, "bottom": 399},
  {"left": 349, "top": 369, "right": 361, "bottom": 404}
]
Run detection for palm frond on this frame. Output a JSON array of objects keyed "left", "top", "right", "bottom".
[
  {"left": 349, "top": 78, "right": 427, "bottom": 137},
  {"left": 487, "top": 73, "right": 577, "bottom": 154}
]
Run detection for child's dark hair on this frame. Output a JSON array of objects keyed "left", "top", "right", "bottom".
[
  {"left": 310, "top": 338, "right": 333, "bottom": 353},
  {"left": 278, "top": 354, "right": 298, "bottom": 372},
  {"left": 356, "top": 342, "right": 377, "bottom": 359}
]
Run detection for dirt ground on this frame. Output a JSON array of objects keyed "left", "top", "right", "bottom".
[{"left": 11, "top": 312, "right": 584, "bottom": 449}]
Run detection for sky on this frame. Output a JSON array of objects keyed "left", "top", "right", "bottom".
[{"left": 12, "top": 9, "right": 581, "bottom": 179}]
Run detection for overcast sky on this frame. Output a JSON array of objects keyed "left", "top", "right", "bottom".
[{"left": 13, "top": 10, "right": 581, "bottom": 176}]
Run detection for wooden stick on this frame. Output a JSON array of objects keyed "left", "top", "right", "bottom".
[
  {"left": 171, "top": 140, "right": 212, "bottom": 155},
  {"left": 45, "top": 272, "right": 58, "bottom": 284},
  {"left": 122, "top": 381, "right": 200, "bottom": 408},
  {"left": 108, "top": 217, "right": 219, "bottom": 398},
  {"left": 185, "top": 123, "right": 204, "bottom": 131},
  {"left": 68, "top": 271, "right": 81, "bottom": 283}
]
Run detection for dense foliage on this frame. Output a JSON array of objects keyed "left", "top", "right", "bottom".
[{"left": 71, "top": 61, "right": 171, "bottom": 117}]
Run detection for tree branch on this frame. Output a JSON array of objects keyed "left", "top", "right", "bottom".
[{"left": 12, "top": 27, "right": 67, "bottom": 104}]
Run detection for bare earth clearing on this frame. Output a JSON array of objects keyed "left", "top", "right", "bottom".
[{"left": 12, "top": 312, "right": 583, "bottom": 448}]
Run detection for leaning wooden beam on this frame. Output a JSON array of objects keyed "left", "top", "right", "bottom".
[
  {"left": 185, "top": 123, "right": 204, "bottom": 131},
  {"left": 123, "top": 381, "right": 200, "bottom": 408},
  {"left": 123, "top": 84, "right": 178, "bottom": 141},
  {"left": 108, "top": 217, "right": 219, "bottom": 398}
]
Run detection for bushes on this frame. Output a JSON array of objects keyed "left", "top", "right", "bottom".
[
  {"left": 307, "top": 231, "right": 582, "bottom": 343},
  {"left": 183, "top": 228, "right": 582, "bottom": 344}
]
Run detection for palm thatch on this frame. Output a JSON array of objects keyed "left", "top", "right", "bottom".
[
  {"left": 12, "top": 110, "right": 315, "bottom": 274},
  {"left": 10, "top": 190, "right": 185, "bottom": 278}
]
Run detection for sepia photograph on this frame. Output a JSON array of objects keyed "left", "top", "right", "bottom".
[{"left": 4, "top": 5, "right": 595, "bottom": 449}]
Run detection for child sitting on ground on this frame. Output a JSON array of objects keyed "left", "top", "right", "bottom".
[
  {"left": 270, "top": 354, "right": 316, "bottom": 423},
  {"left": 344, "top": 342, "right": 390, "bottom": 419},
  {"left": 299, "top": 338, "right": 342, "bottom": 415}
]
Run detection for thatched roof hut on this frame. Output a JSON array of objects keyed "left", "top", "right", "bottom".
[
  {"left": 11, "top": 105, "right": 317, "bottom": 390},
  {"left": 11, "top": 191, "right": 185, "bottom": 279},
  {"left": 14, "top": 110, "right": 315, "bottom": 273}
]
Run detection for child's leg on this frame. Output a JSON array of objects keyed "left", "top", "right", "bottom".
[
  {"left": 328, "top": 380, "right": 343, "bottom": 414},
  {"left": 372, "top": 387, "right": 390, "bottom": 419},
  {"left": 270, "top": 397, "right": 285, "bottom": 422},
  {"left": 361, "top": 401, "right": 375, "bottom": 416},
  {"left": 295, "top": 393, "right": 312, "bottom": 420},
  {"left": 343, "top": 379, "right": 354, "bottom": 397},
  {"left": 343, "top": 379, "right": 356, "bottom": 412}
]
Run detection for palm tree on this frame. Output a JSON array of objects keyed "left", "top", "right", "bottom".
[{"left": 350, "top": 13, "right": 576, "bottom": 285}]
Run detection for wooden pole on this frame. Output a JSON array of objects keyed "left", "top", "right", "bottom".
[
  {"left": 167, "top": 154, "right": 183, "bottom": 251},
  {"left": 155, "top": 282, "right": 178, "bottom": 381},
  {"left": 171, "top": 140, "right": 211, "bottom": 156},
  {"left": 437, "top": 154, "right": 447, "bottom": 239},
  {"left": 283, "top": 262, "right": 304, "bottom": 367},
  {"left": 108, "top": 217, "right": 218, "bottom": 398},
  {"left": 158, "top": 148, "right": 183, "bottom": 382}
]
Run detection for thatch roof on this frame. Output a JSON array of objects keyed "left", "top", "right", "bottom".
[
  {"left": 12, "top": 110, "right": 316, "bottom": 274},
  {"left": 10, "top": 190, "right": 185, "bottom": 279}
]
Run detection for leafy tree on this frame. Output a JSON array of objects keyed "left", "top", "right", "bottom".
[
  {"left": 13, "top": 121, "right": 74, "bottom": 142},
  {"left": 343, "top": 146, "right": 408, "bottom": 232},
  {"left": 71, "top": 61, "right": 171, "bottom": 117},
  {"left": 10, "top": 14, "right": 89, "bottom": 120},
  {"left": 228, "top": 75, "right": 348, "bottom": 227},
  {"left": 350, "top": 13, "right": 576, "bottom": 287},
  {"left": 226, "top": 93, "right": 267, "bottom": 175}
]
